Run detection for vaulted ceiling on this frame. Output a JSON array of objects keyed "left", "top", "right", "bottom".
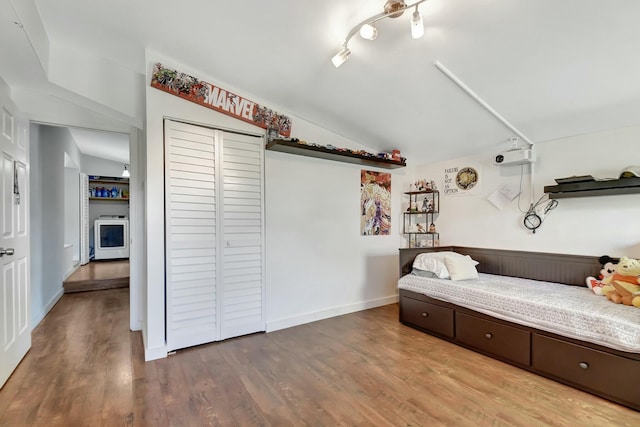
[{"left": 2, "top": 0, "right": 639, "bottom": 164}]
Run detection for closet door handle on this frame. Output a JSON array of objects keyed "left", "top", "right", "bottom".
[
  {"left": 421, "top": 312, "right": 428, "bottom": 317},
  {"left": 579, "top": 362, "right": 589, "bottom": 369},
  {"left": 485, "top": 333, "right": 493, "bottom": 339}
]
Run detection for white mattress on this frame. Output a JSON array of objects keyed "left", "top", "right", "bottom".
[{"left": 398, "top": 273, "right": 640, "bottom": 353}]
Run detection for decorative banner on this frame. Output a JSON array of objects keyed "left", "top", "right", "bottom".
[
  {"left": 360, "top": 170, "right": 391, "bottom": 235},
  {"left": 443, "top": 165, "right": 481, "bottom": 196},
  {"left": 150, "top": 63, "right": 292, "bottom": 137}
]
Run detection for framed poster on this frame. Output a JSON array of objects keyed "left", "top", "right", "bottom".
[{"left": 360, "top": 170, "right": 391, "bottom": 235}]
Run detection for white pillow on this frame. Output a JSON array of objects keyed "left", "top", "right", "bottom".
[
  {"left": 444, "top": 255, "right": 479, "bottom": 281},
  {"left": 415, "top": 251, "right": 478, "bottom": 264},
  {"left": 412, "top": 256, "right": 449, "bottom": 278}
]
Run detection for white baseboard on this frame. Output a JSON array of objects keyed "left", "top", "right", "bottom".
[
  {"left": 266, "top": 294, "right": 398, "bottom": 333},
  {"left": 63, "top": 263, "right": 79, "bottom": 281},
  {"left": 31, "top": 287, "right": 64, "bottom": 329},
  {"left": 130, "top": 319, "right": 143, "bottom": 332}
]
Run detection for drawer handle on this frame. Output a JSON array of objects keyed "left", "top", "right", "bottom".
[
  {"left": 579, "top": 362, "right": 589, "bottom": 369},
  {"left": 421, "top": 312, "right": 429, "bottom": 317},
  {"left": 485, "top": 333, "right": 493, "bottom": 339}
]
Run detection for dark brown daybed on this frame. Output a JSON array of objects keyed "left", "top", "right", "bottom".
[{"left": 398, "top": 246, "right": 640, "bottom": 411}]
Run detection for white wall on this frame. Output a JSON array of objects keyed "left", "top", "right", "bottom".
[
  {"left": 265, "top": 153, "right": 405, "bottom": 331},
  {"left": 30, "top": 124, "right": 83, "bottom": 327},
  {"left": 143, "top": 51, "right": 405, "bottom": 359},
  {"left": 412, "top": 126, "right": 640, "bottom": 257},
  {"left": 63, "top": 160, "right": 80, "bottom": 272},
  {"left": 82, "top": 153, "right": 127, "bottom": 177}
]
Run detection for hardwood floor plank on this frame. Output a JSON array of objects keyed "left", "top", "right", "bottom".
[{"left": 1, "top": 291, "right": 639, "bottom": 426}]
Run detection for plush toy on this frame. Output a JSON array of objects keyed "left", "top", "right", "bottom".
[
  {"left": 586, "top": 255, "right": 617, "bottom": 296},
  {"left": 600, "top": 256, "right": 640, "bottom": 307}
]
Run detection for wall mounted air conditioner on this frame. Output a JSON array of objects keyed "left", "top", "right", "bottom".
[{"left": 494, "top": 148, "right": 536, "bottom": 166}]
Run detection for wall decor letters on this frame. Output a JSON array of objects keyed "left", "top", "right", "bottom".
[{"left": 151, "top": 63, "right": 292, "bottom": 137}]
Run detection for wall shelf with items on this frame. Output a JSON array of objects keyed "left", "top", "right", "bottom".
[
  {"left": 544, "top": 177, "right": 640, "bottom": 199},
  {"left": 265, "top": 139, "right": 406, "bottom": 169},
  {"left": 403, "top": 190, "right": 439, "bottom": 248},
  {"left": 89, "top": 177, "right": 129, "bottom": 202}
]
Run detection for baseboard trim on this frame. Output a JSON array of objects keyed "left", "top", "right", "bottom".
[
  {"left": 266, "top": 294, "right": 398, "bottom": 333},
  {"left": 31, "top": 287, "right": 64, "bottom": 329}
]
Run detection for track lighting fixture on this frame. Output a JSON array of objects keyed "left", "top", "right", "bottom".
[
  {"left": 411, "top": 6, "right": 424, "bottom": 39},
  {"left": 331, "top": 47, "right": 351, "bottom": 68},
  {"left": 359, "top": 23, "right": 378, "bottom": 40},
  {"left": 331, "top": 0, "right": 428, "bottom": 68}
]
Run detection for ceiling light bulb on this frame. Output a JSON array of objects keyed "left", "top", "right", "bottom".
[
  {"left": 411, "top": 9, "right": 424, "bottom": 39},
  {"left": 331, "top": 47, "right": 351, "bottom": 68},
  {"left": 122, "top": 164, "right": 130, "bottom": 177},
  {"left": 359, "top": 23, "right": 378, "bottom": 40}
]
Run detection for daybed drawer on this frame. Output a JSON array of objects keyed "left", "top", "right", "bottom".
[
  {"left": 533, "top": 334, "right": 640, "bottom": 407},
  {"left": 401, "top": 297, "right": 454, "bottom": 337},
  {"left": 456, "top": 312, "right": 531, "bottom": 366}
]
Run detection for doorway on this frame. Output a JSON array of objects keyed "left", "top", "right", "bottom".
[{"left": 29, "top": 124, "right": 137, "bottom": 326}]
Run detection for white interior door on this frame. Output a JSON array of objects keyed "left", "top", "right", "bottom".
[{"left": 0, "top": 96, "right": 30, "bottom": 388}]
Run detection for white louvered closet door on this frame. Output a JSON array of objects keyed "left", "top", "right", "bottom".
[
  {"left": 220, "top": 132, "right": 265, "bottom": 340},
  {"left": 165, "top": 120, "right": 264, "bottom": 352}
]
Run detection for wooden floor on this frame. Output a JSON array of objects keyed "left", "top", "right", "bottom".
[
  {"left": 63, "top": 259, "right": 129, "bottom": 293},
  {"left": 1, "top": 289, "right": 638, "bottom": 426}
]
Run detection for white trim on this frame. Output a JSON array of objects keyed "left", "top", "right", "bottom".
[
  {"left": 144, "top": 345, "right": 168, "bottom": 361},
  {"left": 32, "top": 287, "right": 64, "bottom": 329},
  {"left": 129, "top": 128, "right": 144, "bottom": 332},
  {"left": 266, "top": 294, "right": 399, "bottom": 333},
  {"left": 141, "top": 327, "right": 167, "bottom": 360}
]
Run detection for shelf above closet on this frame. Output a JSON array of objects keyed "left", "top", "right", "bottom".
[
  {"left": 544, "top": 177, "right": 640, "bottom": 199},
  {"left": 265, "top": 139, "right": 406, "bottom": 169}
]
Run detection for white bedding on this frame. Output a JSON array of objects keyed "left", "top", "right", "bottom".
[{"left": 398, "top": 273, "right": 640, "bottom": 353}]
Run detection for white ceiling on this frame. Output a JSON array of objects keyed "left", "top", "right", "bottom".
[
  {"left": 2, "top": 0, "right": 640, "bottom": 165},
  {"left": 68, "top": 128, "right": 129, "bottom": 164}
]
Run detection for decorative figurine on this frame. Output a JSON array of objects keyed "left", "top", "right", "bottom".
[
  {"left": 421, "top": 197, "right": 434, "bottom": 212},
  {"left": 429, "top": 222, "right": 436, "bottom": 233},
  {"left": 417, "top": 223, "right": 426, "bottom": 233}
]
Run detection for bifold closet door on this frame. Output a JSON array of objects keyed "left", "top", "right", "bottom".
[
  {"left": 220, "top": 132, "right": 265, "bottom": 340},
  {"left": 165, "top": 119, "right": 265, "bottom": 352}
]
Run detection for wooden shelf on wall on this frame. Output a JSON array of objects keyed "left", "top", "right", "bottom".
[
  {"left": 544, "top": 177, "right": 640, "bottom": 199},
  {"left": 265, "top": 139, "right": 406, "bottom": 169}
]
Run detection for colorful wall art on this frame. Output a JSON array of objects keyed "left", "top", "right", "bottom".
[
  {"left": 360, "top": 170, "right": 391, "bottom": 235},
  {"left": 150, "top": 63, "right": 292, "bottom": 136}
]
